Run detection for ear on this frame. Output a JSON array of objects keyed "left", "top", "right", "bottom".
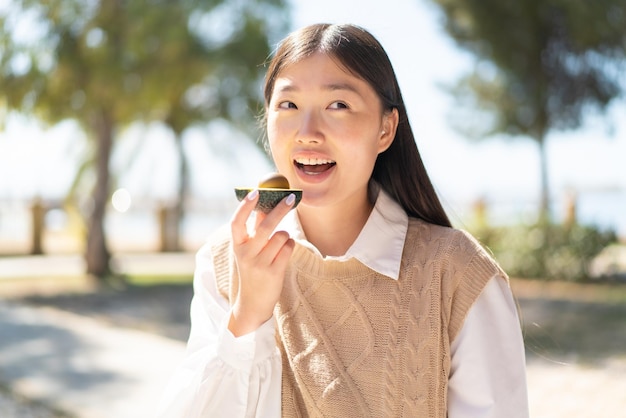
[{"left": 377, "top": 107, "right": 399, "bottom": 154}]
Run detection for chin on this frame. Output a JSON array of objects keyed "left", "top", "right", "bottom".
[
  {"left": 298, "top": 191, "right": 338, "bottom": 210},
  {"left": 296, "top": 188, "right": 318, "bottom": 204}
]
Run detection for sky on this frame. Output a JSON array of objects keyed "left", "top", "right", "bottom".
[
  {"left": 291, "top": 1, "right": 626, "bottom": 196},
  {"left": 0, "top": 0, "right": 624, "bottom": 234}
]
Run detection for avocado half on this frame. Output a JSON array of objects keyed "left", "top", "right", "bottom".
[{"left": 234, "top": 188, "right": 303, "bottom": 213}]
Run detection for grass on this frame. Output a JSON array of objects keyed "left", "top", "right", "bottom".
[
  {"left": 521, "top": 298, "right": 626, "bottom": 365},
  {"left": 124, "top": 273, "right": 193, "bottom": 286},
  {"left": 512, "top": 279, "right": 626, "bottom": 366},
  {"left": 511, "top": 277, "right": 626, "bottom": 304},
  {"left": 3, "top": 273, "right": 625, "bottom": 366}
]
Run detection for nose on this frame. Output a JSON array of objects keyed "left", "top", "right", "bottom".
[{"left": 296, "top": 110, "right": 324, "bottom": 144}]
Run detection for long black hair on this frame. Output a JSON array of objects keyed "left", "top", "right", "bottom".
[{"left": 263, "top": 23, "right": 451, "bottom": 228}]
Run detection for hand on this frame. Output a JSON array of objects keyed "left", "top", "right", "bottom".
[{"left": 228, "top": 190, "right": 296, "bottom": 336}]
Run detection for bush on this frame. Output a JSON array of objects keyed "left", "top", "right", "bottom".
[{"left": 470, "top": 221, "right": 618, "bottom": 281}]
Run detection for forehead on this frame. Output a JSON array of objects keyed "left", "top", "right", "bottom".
[{"left": 272, "top": 53, "right": 373, "bottom": 94}]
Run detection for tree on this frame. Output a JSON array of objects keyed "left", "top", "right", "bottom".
[
  {"left": 427, "top": 0, "right": 626, "bottom": 219},
  {"left": 0, "top": 0, "right": 289, "bottom": 279},
  {"left": 141, "top": 4, "right": 288, "bottom": 251}
]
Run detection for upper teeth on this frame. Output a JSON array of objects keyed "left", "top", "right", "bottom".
[{"left": 295, "top": 157, "right": 335, "bottom": 165}]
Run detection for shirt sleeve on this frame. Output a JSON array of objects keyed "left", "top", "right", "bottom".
[
  {"left": 155, "top": 244, "right": 282, "bottom": 418},
  {"left": 447, "top": 276, "right": 529, "bottom": 418}
]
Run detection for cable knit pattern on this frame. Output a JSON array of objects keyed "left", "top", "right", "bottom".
[{"left": 210, "top": 218, "right": 506, "bottom": 417}]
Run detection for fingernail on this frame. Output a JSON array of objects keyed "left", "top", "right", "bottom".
[
  {"left": 285, "top": 193, "right": 296, "bottom": 206},
  {"left": 247, "top": 189, "right": 259, "bottom": 200}
]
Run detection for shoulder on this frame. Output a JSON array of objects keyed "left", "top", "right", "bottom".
[
  {"left": 407, "top": 218, "right": 501, "bottom": 273},
  {"left": 408, "top": 217, "right": 480, "bottom": 248},
  {"left": 408, "top": 219, "right": 508, "bottom": 340}
]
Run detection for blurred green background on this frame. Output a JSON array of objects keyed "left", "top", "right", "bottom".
[
  {"left": 1, "top": 0, "right": 624, "bottom": 282},
  {"left": 0, "top": 1, "right": 625, "bottom": 417}
]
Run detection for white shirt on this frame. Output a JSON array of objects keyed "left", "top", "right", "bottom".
[{"left": 156, "top": 190, "right": 529, "bottom": 417}]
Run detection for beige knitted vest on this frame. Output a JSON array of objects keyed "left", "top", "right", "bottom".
[{"left": 212, "top": 218, "right": 506, "bottom": 418}]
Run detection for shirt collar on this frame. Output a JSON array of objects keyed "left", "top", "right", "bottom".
[{"left": 278, "top": 187, "right": 408, "bottom": 280}]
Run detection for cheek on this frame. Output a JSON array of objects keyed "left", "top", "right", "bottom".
[
  {"left": 267, "top": 129, "right": 284, "bottom": 154},
  {"left": 267, "top": 112, "right": 297, "bottom": 151},
  {"left": 267, "top": 130, "right": 290, "bottom": 171},
  {"left": 266, "top": 113, "right": 289, "bottom": 143},
  {"left": 345, "top": 133, "right": 382, "bottom": 161},
  {"left": 351, "top": 139, "right": 383, "bottom": 179}
]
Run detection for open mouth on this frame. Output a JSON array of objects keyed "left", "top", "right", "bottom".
[{"left": 294, "top": 157, "right": 336, "bottom": 175}]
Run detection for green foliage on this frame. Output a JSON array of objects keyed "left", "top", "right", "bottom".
[
  {"left": 0, "top": 0, "right": 289, "bottom": 133},
  {"left": 0, "top": 0, "right": 290, "bottom": 277},
  {"left": 431, "top": 0, "right": 626, "bottom": 139},
  {"left": 428, "top": 0, "right": 626, "bottom": 217},
  {"left": 472, "top": 221, "right": 618, "bottom": 281}
]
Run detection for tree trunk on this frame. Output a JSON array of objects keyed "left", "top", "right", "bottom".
[
  {"left": 30, "top": 198, "right": 45, "bottom": 255},
  {"left": 176, "top": 132, "right": 189, "bottom": 250},
  {"left": 85, "top": 111, "right": 113, "bottom": 278},
  {"left": 160, "top": 131, "right": 187, "bottom": 252},
  {"left": 174, "top": 132, "right": 189, "bottom": 251},
  {"left": 537, "top": 135, "right": 550, "bottom": 223}
]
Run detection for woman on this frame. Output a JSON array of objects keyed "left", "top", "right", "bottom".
[{"left": 158, "top": 23, "right": 529, "bottom": 417}]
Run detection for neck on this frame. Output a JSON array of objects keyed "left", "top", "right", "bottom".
[{"left": 296, "top": 192, "right": 373, "bottom": 257}]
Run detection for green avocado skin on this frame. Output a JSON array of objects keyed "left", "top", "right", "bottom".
[{"left": 234, "top": 188, "right": 303, "bottom": 213}]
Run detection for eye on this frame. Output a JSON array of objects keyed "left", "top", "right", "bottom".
[
  {"left": 278, "top": 101, "right": 297, "bottom": 109},
  {"left": 328, "top": 101, "right": 348, "bottom": 110}
]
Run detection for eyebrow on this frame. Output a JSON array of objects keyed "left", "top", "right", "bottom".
[{"left": 274, "top": 82, "right": 362, "bottom": 96}]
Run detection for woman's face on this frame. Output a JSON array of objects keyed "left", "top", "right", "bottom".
[{"left": 266, "top": 53, "right": 397, "bottom": 211}]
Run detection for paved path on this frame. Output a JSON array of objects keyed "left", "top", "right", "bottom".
[
  {"left": 1, "top": 252, "right": 626, "bottom": 417},
  {"left": 526, "top": 357, "right": 626, "bottom": 417},
  {"left": 1, "top": 298, "right": 625, "bottom": 418},
  {"left": 0, "top": 387, "right": 63, "bottom": 418},
  {"left": 0, "top": 300, "right": 186, "bottom": 418}
]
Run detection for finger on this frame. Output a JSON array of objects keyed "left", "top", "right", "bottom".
[
  {"left": 253, "top": 194, "right": 296, "bottom": 242},
  {"left": 231, "top": 189, "right": 259, "bottom": 245},
  {"left": 253, "top": 210, "right": 267, "bottom": 231},
  {"left": 258, "top": 231, "right": 292, "bottom": 265},
  {"left": 272, "top": 237, "right": 295, "bottom": 268}
]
